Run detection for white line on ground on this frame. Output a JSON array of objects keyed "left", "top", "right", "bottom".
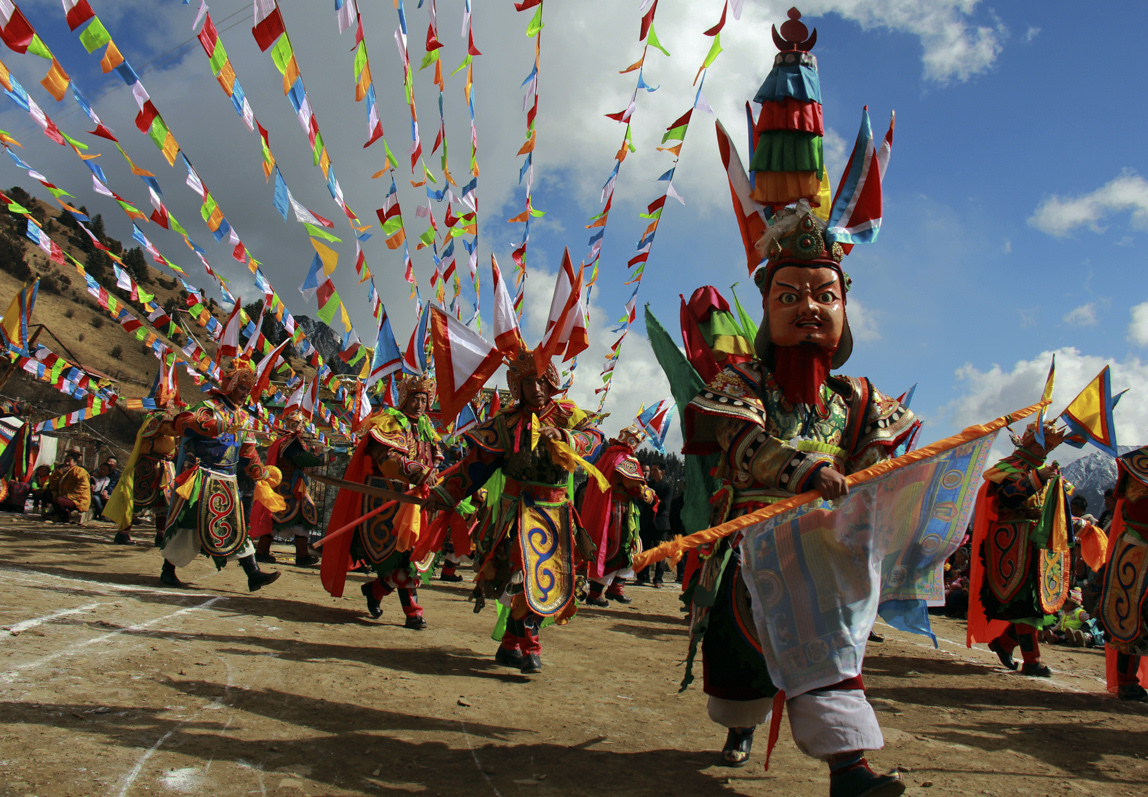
[
  {"left": 112, "top": 727, "right": 179, "bottom": 797},
  {"left": 459, "top": 719, "right": 504, "bottom": 797},
  {"left": 0, "top": 565, "right": 213, "bottom": 599},
  {"left": 0, "top": 596, "right": 224, "bottom": 684},
  {"left": 2, "top": 602, "right": 104, "bottom": 637}
]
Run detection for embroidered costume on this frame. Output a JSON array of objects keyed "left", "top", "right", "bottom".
[
  {"left": 104, "top": 412, "right": 177, "bottom": 545},
  {"left": 320, "top": 374, "right": 443, "bottom": 629},
  {"left": 968, "top": 422, "right": 1074, "bottom": 678},
  {"left": 430, "top": 347, "right": 604, "bottom": 673},
  {"left": 1100, "top": 446, "right": 1148, "bottom": 701},
  {"left": 158, "top": 357, "right": 283, "bottom": 592},
  {"left": 581, "top": 423, "right": 655, "bottom": 606},
  {"left": 250, "top": 418, "right": 323, "bottom": 567},
  {"left": 670, "top": 10, "right": 919, "bottom": 794}
]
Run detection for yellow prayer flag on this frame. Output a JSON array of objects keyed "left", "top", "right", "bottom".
[
  {"left": 311, "top": 239, "right": 338, "bottom": 275},
  {"left": 338, "top": 302, "right": 353, "bottom": 333}
]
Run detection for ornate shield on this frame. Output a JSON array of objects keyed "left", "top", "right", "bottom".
[
  {"left": 1037, "top": 548, "right": 1069, "bottom": 614},
  {"left": 518, "top": 501, "right": 575, "bottom": 617},
  {"left": 1100, "top": 533, "right": 1148, "bottom": 645},
  {"left": 986, "top": 522, "right": 1030, "bottom": 605},
  {"left": 359, "top": 475, "right": 403, "bottom": 564},
  {"left": 195, "top": 472, "right": 246, "bottom": 558}
]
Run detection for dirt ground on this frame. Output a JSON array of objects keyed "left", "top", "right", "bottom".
[{"left": 0, "top": 515, "right": 1145, "bottom": 797}]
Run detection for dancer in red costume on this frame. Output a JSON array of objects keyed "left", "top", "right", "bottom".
[
  {"left": 320, "top": 374, "right": 443, "bottom": 629},
  {"left": 968, "top": 421, "right": 1074, "bottom": 678},
  {"left": 1099, "top": 446, "right": 1148, "bottom": 701},
  {"left": 581, "top": 423, "right": 655, "bottom": 607}
]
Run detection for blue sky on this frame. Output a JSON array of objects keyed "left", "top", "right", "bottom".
[{"left": 1, "top": 1, "right": 1145, "bottom": 460}]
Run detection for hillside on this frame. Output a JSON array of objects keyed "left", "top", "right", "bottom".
[{"left": 0, "top": 185, "right": 347, "bottom": 456}]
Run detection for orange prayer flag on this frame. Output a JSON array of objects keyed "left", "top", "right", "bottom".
[
  {"left": 160, "top": 132, "right": 179, "bottom": 166},
  {"left": 100, "top": 41, "right": 124, "bottom": 73},
  {"left": 517, "top": 130, "right": 536, "bottom": 156},
  {"left": 657, "top": 143, "right": 683, "bottom": 156},
  {"left": 507, "top": 210, "right": 528, "bottom": 223},
  {"left": 283, "top": 56, "right": 300, "bottom": 95},
  {"left": 40, "top": 59, "right": 70, "bottom": 102},
  {"left": 371, "top": 168, "right": 389, "bottom": 179},
  {"left": 0, "top": 59, "right": 11, "bottom": 92},
  {"left": 355, "top": 62, "right": 371, "bottom": 101},
  {"left": 217, "top": 60, "right": 236, "bottom": 95},
  {"left": 620, "top": 56, "right": 644, "bottom": 74}
]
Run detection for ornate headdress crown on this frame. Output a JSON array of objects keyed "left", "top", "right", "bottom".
[
  {"left": 398, "top": 373, "right": 437, "bottom": 409},
  {"left": 613, "top": 422, "right": 647, "bottom": 450},
  {"left": 505, "top": 343, "right": 561, "bottom": 403}
]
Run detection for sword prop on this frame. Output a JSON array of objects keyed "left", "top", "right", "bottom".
[
  {"left": 308, "top": 473, "right": 431, "bottom": 505},
  {"left": 308, "top": 474, "right": 446, "bottom": 549}
]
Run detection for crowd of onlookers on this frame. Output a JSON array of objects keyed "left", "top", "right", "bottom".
[
  {"left": 936, "top": 488, "right": 1116, "bottom": 651},
  {"left": 2, "top": 447, "right": 120, "bottom": 524}
]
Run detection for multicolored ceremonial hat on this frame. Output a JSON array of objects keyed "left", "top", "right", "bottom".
[
  {"left": 398, "top": 372, "right": 437, "bottom": 408},
  {"left": 612, "top": 422, "right": 647, "bottom": 450},
  {"left": 718, "top": 7, "right": 895, "bottom": 369},
  {"left": 213, "top": 355, "right": 257, "bottom": 398},
  {"left": 505, "top": 342, "right": 561, "bottom": 403},
  {"left": 1009, "top": 419, "right": 1066, "bottom": 452}
]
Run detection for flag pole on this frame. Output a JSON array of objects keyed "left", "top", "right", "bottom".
[{"left": 632, "top": 399, "right": 1049, "bottom": 570}]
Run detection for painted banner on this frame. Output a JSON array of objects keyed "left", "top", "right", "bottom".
[{"left": 737, "top": 427, "right": 998, "bottom": 697}]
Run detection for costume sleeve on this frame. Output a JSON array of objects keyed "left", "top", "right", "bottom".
[
  {"left": 561, "top": 426, "right": 605, "bottom": 464},
  {"left": 618, "top": 474, "right": 655, "bottom": 504},
  {"left": 239, "top": 441, "right": 268, "bottom": 480},
  {"left": 369, "top": 437, "right": 430, "bottom": 483},
  {"left": 172, "top": 406, "right": 225, "bottom": 438},
  {"left": 717, "top": 417, "right": 835, "bottom": 493},
  {"left": 995, "top": 468, "right": 1044, "bottom": 513},
  {"left": 431, "top": 445, "right": 502, "bottom": 506}
]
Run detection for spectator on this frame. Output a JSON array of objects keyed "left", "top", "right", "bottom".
[
  {"left": 1096, "top": 487, "right": 1116, "bottom": 530},
  {"left": 90, "top": 463, "right": 113, "bottom": 518},
  {"left": 49, "top": 450, "right": 91, "bottom": 524},
  {"left": 104, "top": 456, "right": 120, "bottom": 493},
  {"left": 29, "top": 465, "right": 52, "bottom": 513},
  {"left": 647, "top": 464, "right": 673, "bottom": 587}
]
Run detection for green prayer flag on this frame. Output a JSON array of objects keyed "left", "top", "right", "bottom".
[
  {"left": 78, "top": 20, "right": 112, "bottom": 54},
  {"left": 147, "top": 117, "right": 169, "bottom": 150},
  {"left": 646, "top": 24, "right": 671, "bottom": 57},
  {"left": 271, "top": 36, "right": 294, "bottom": 74},
  {"left": 661, "top": 124, "right": 688, "bottom": 144},
  {"left": 701, "top": 32, "right": 723, "bottom": 69},
  {"left": 526, "top": 6, "right": 544, "bottom": 37},
  {"left": 451, "top": 54, "right": 472, "bottom": 77},
  {"left": 61, "top": 133, "right": 87, "bottom": 151},
  {"left": 419, "top": 227, "right": 435, "bottom": 247},
  {"left": 644, "top": 306, "right": 717, "bottom": 536},
  {"left": 381, "top": 217, "right": 403, "bottom": 236},
  {"left": 317, "top": 293, "right": 341, "bottom": 325},
  {"left": 27, "top": 34, "right": 53, "bottom": 60},
  {"left": 305, "top": 224, "right": 341, "bottom": 243},
  {"left": 419, "top": 48, "right": 440, "bottom": 72},
  {"left": 354, "top": 42, "right": 368, "bottom": 77},
  {"left": 729, "top": 284, "right": 760, "bottom": 341},
  {"left": 138, "top": 288, "right": 154, "bottom": 304},
  {"left": 209, "top": 44, "right": 228, "bottom": 75},
  {"left": 6, "top": 201, "right": 29, "bottom": 214}
]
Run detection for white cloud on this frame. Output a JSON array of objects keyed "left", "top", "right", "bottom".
[
  {"left": 1023, "top": 26, "right": 1041, "bottom": 43},
  {"left": 1029, "top": 171, "right": 1148, "bottom": 237},
  {"left": 1062, "top": 302, "right": 1098, "bottom": 327},
  {"left": 822, "top": 0, "right": 1003, "bottom": 82},
  {"left": 847, "top": 297, "right": 880, "bottom": 342},
  {"left": 521, "top": 266, "right": 677, "bottom": 452},
  {"left": 943, "top": 348, "right": 1147, "bottom": 465},
  {"left": 1129, "top": 301, "right": 1148, "bottom": 347}
]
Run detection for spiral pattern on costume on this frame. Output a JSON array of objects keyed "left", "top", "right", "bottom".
[
  {"left": 941, "top": 469, "right": 965, "bottom": 490},
  {"left": 527, "top": 526, "right": 556, "bottom": 603},
  {"left": 919, "top": 533, "right": 942, "bottom": 556},
  {"left": 206, "top": 485, "right": 236, "bottom": 548}
]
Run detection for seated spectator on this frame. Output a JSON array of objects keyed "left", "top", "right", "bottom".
[
  {"left": 29, "top": 465, "right": 52, "bottom": 513},
  {"left": 104, "top": 456, "right": 120, "bottom": 491},
  {"left": 90, "top": 462, "right": 113, "bottom": 518},
  {"left": 48, "top": 450, "right": 91, "bottom": 524},
  {"left": 943, "top": 546, "right": 970, "bottom": 618}
]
